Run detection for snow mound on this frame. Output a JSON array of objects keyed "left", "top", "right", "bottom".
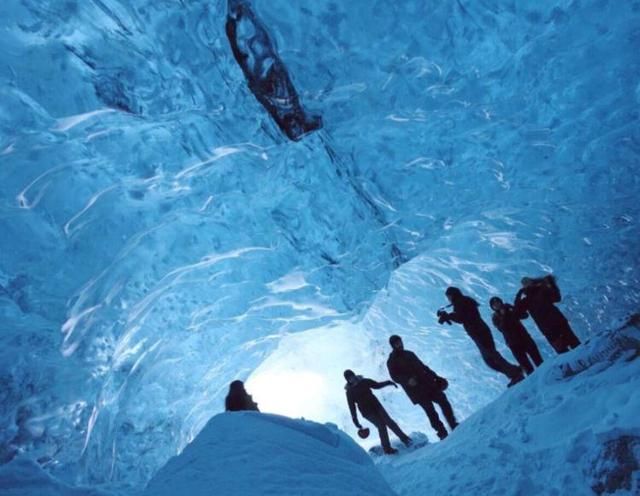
[
  {"left": 376, "top": 321, "right": 640, "bottom": 495},
  {"left": 142, "top": 412, "right": 396, "bottom": 496}
]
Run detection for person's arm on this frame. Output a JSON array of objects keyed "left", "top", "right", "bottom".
[
  {"left": 448, "top": 299, "right": 474, "bottom": 324},
  {"left": 445, "top": 309, "right": 463, "bottom": 323},
  {"left": 492, "top": 313, "right": 504, "bottom": 333},
  {"left": 346, "top": 390, "right": 361, "bottom": 428},
  {"left": 512, "top": 303, "right": 529, "bottom": 320},
  {"left": 514, "top": 289, "right": 528, "bottom": 313},
  {"left": 406, "top": 351, "right": 438, "bottom": 382},
  {"left": 367, "top": 379, "right": 397, "bottom": 390},
  {"left": 544, "top": 276, "right": 561, "bottom": 303}
]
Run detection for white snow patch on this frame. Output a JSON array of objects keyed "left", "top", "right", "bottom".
[{"left": 142, "top": 412, "right": 396, "bottom": 496}]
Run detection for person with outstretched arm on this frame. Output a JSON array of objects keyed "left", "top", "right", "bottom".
[
  {"left": 387, "top": 335, "right": 458, "bottom": 440},
  {"left": 515, "top": 275, "right": 581, "bottom": 354},
  {"left": 344, "top": 369, "right": 411, "bottom": 455},
  {"left": 438, "top": 287, "right": 524, "bottom": 387}
]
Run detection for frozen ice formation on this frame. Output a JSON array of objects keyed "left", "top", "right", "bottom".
[{"left": 0, "top": 0, "right": 638, "bottom": 491}]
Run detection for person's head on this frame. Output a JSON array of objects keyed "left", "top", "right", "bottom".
[
  {"left": 343, "top": 369, "right": 357, "bottom": 384},
  {"left": 489, "top": 296, "right": 504, "bottom": 312},
  {"left": 228, "top": 380, "right": 246, "bottom": 395},
  {"left": 521, "top": 277, "right": 534, "bottom": 288},
  {"left": 389, "top": 335, "right": 403, "bottom": 350},
  {"left": 445, "top": 286, "right": 462, "bottom": 303}
]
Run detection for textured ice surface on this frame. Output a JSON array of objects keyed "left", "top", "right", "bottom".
[{"left": 0, "top": 0, "right": 639, "bottom": 490}]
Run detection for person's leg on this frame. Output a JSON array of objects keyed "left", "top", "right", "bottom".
[
  {"left": 523, "top": 333, "right": 544, "bottom": 366},
  {"left": 539, "top": 325, "right": 571, "bottom": 354},
  {"left": 431, "top": 391, "right": 458, "bottom": 430},
  {"left": 418, "top": 398, "right": 448, "bottom": 439},
  {"left": 547, "top": 332, "right": 570, "bottom": 354},
  {"left": 509, "top": 342, "right": 534, "bottom": 375},
  {"left": 479, "top": 345, "right": 522, "bottom": 379},
  {"left": 559, "top": 323, "right": 581, "bottom": 349},
  {"left": 379, "top": 408, "right": 411, "bottom": 445},
  {"left": 364, "top": 411, "right": 393, "bottom": 453}
]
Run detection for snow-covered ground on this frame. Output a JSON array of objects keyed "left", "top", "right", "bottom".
[
  {"left": 1, "top": 321, "right": 638, "bottom": 495},
  {"left": 142, "top": 412, "right": 396, "bottom": 496},
  {"left": 376, "top": 320, "right": 640, "bottom": 495}
]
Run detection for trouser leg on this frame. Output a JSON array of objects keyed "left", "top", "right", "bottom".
[
  {"left": 523, "top": 333, "right": 544, "bottom": 366},
  {"left": 418, "top": 398, "right": 448, "bottom": 438},
  {"left": 379, "top": 408, "right": 410, "bottom": 444},
  {"left": 364, "top": 411, "right": 391, "bottom": 451},
  {"left": 560, "top": 324, "right": 581, "bottom": 349},
  {"left": 510, "top": 343, "right": 534, "bottom": 375},
  {"left": 431, "top": 390, "right": 458, "bottom": 430},
  {"left": 545, "top": 332, "right": 570, "bottom": 354},
  {"left": 479, "top": 345, "right": 522, "bottom": 378}
]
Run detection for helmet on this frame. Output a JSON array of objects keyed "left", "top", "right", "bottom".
[{"left": 357, "top": 427, "right": 370, "bottom": 439}]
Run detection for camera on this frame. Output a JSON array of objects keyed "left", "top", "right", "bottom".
[{"left": 437, "top": 309, "right": 452, "bottom": 325}]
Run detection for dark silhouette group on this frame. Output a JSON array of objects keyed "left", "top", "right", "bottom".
[{"left": 225, "top": 275, "right": 581, "bottom": 455}]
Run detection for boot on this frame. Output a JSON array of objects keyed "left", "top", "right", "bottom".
[
  {"left": 507, "top": 371, "right": 524, "bottom": 387},
  {"left": 383, "top": 447, "right": 398, "bottom": 455}
]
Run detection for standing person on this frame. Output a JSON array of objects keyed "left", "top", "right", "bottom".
[
  {"left": 515, "top": 275, "right": 581, "bottom": 354},
  {"left": 490, "top": 297, "right": 544, "bottom": 375},
  {"left": 344, "top": 369, "right": 411, "bottom": 455},
  {"left": 387, "top": 335, "right": 458, "bottom": 440},
  {"left": 438, "top": 287, "right": 524, "bottom": 387},
  {"left": 225, "top": 380, "right": 260, "bottom": 412}
]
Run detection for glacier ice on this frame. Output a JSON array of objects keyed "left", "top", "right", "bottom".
[{"left": 0, "top": 0, "right": 639, "bottom": 491}]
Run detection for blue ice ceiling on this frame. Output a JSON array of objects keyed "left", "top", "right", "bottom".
[{"left": 1, "top": 0, "right": 639, "bottom": 490}]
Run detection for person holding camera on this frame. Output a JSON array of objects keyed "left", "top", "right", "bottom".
[
  {"left": 490, "top": 296, "right": 544, "bottom": 375},
  {"left": 344, "top": 369, "right": 411, "bottom": 455},
  {"left": 438, "top": 287, "right": 524, "bottom": 387},
  {"left": 387, "top": 335, "right": 458, "bottom": 440},
  {"left": 514, "top": 275, "right": 581, "bottom": 354}
]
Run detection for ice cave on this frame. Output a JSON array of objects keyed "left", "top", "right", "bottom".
[{"left": 1, "top": 0, "right": 639, "bottom": 494}]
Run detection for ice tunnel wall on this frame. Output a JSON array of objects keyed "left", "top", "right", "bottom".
[{"left": 1, "top": 0, "right": 639, "bottom": 490}]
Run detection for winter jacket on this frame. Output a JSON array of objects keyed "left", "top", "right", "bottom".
[{"left": 387, "top": 349, "right": 446, "bottom": 404}]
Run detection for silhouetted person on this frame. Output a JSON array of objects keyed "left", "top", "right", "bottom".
[
  {"left": 490, "top": 297, "right": 543, "bottom": 375},
  {"left": 344, "top": 369, "right": 411, "bottom": 455},
  {"left": 515, "top": 275, "right": 581, "bottom": 354},
  {"left": 225, "top": 380, "right": 260, "bottom": 412},
  {"left": 438, "top": 287, "right": 524, "bottom": 387},
  {"left": 387, "top": 335, "right": 458, "bottom": 440},
  {"left": 225, "top": 0, "right": 322, "bottom": 141}
]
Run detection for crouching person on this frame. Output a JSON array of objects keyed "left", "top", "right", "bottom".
[
  {"left": 344, "top": 369, "right": 411, "bottom": 455},
  {"left": 225, "top": 380, "right": 260, "bottom": 412}
]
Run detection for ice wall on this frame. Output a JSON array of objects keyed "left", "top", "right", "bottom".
[{"left": 0, "top": 0, "right": 638, "bottom": 490}]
